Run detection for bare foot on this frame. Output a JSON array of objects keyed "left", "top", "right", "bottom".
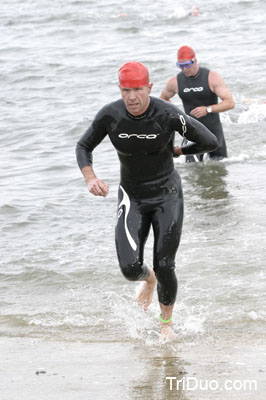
[
  {"left": 135, "top": 269, "right": 157, "bottom": 311},
  {"left": 160, "top": 324, "right": 176, "bottom": 342}
]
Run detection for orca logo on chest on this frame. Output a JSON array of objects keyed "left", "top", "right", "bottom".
[
  {"left": 183, "top": 87, "right": 204, "bottom": 93},
  {"left": 118, "top": 133, "right": 159, "bottom": 139}
]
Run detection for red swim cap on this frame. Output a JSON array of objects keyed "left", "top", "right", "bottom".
[
  {"left": 118, "top": 61, "right": 149, "bottom": 88},
  {"left": 177, "top": 45, "right": 195, "bottom": 61}
]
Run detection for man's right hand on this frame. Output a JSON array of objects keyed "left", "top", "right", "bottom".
[
  {"left": 87, "top": 178, "right": 109, "bottom": 197},
  {"left": 81, "top": 166, "right": 109, "bottom": 197}
]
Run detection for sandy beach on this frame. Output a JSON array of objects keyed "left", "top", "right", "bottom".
[{"left": 1, "top": 335, "right": 266, "bottom": 400}]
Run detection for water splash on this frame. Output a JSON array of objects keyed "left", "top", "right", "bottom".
[{"left": 238, "top": 103, "right": 266, "bottom": 124}]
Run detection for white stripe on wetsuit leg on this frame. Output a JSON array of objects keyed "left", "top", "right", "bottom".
[{"left": 118, "top": 186, "right": 137, "bottom": 251}]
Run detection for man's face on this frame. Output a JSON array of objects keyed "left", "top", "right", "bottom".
[
  {"left": 120, "top": 84, "right": 153, "bottom": 116},
  {"left": 177, "top": 58, "right": 198, "bottom": 77}
]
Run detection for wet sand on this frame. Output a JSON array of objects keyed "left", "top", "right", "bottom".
[{"left": 1, "top": 336, "right": 265, "bottom": 400}]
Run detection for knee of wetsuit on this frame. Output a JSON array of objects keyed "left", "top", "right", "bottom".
[
  {"left": 154, "top": 259, "right": 177, "bottom": 286},
  {"left": 154, "top": 258, "right": 175, "bottom": 276},
  {"left": 120, "top": 261, "right": 149, "bottom": 281}
]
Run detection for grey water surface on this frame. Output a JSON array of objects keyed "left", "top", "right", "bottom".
[{"left": 1, "top": 0, "right": 266, "bottom": 399}]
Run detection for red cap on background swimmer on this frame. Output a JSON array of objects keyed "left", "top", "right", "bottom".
[
  {"left": 177, "top": 45, "right": 195, "bottom": 61},
  {"left": 118, "top": 61, "right": 149, "bottom": 88}
]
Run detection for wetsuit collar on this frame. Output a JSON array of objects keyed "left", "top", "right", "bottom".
[{"left": 188, "top": 66, "right": 201, "bottom": 80}]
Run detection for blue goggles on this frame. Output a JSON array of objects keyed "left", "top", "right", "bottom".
[{"left": 176, "top": 60, "right": 194, "bottom": 69}]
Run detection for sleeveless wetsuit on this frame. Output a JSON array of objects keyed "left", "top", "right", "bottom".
[
  {"left": 178, "top": 67, "right": 227, "bottom": 161},
  {"left": 76, "top": 96, "right": 218, "bottom": 305}
]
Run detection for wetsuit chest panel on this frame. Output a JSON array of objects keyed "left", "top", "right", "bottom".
[
  {"left": 108, "top": 118, "right": 171, "bottom": 155},
  {"left": 178, "top": 67, "right": 217, "bottom": 114},
  {"left": 98, "top": 98, "right": 179, "bottom": 183}
]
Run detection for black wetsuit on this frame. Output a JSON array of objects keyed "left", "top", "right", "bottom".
[
  {"left": 178, "top": 67, "right": 227, "bottom": 161},
  {"left": 76, "top": 96, "right": 218, "bottom": 305}
]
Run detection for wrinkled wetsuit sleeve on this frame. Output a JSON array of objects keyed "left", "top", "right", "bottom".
[
  {"left": 76, "top": 108, "right": 108, "bottom": 169},
  {"left": 172, "top": 110, "right": 218, "bottom": 155}
]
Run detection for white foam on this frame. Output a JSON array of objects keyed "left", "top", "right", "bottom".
[
  {"left": 248, "top": 311, "right": 266, "bottom": 321},
  {"left": 226, "top": 153, "right": 250, "bottom": 163},
  {"left": 238, "top": 103, "right": 266, "bottom": 124},
  {"left": 173, "top": 6, "right": 187, "bottom": 18},
  {"left": 181, "top": 315, "right": 205, "bottom": 335}
]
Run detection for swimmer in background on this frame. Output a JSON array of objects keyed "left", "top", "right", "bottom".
[
  {"left": 174, "top": 5, "right": 200, "bottom": 18},
  {"left": 160, "top": 45, "right": 235, "bottom": 161},
  {"left": 190, "top": 5, "right": 199, "bottom": 16}
]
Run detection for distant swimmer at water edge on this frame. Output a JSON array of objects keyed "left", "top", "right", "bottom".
[
  {"left": 76, "top": 62, "right": 218, "bottom": 340},
  {"left": 160, "top": 45, "right": 235, "bottom": 162}
]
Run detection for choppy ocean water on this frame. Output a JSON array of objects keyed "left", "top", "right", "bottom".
[{"left": 1, "top": 0, "right": 266, "bottom": 398}]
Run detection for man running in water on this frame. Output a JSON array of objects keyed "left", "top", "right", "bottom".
[
  {"left": 76, "top": 62, "right": 218, "bottom": 339},
  {"left": 160, "top": 45, "right": 235, "bottom": 161}
]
